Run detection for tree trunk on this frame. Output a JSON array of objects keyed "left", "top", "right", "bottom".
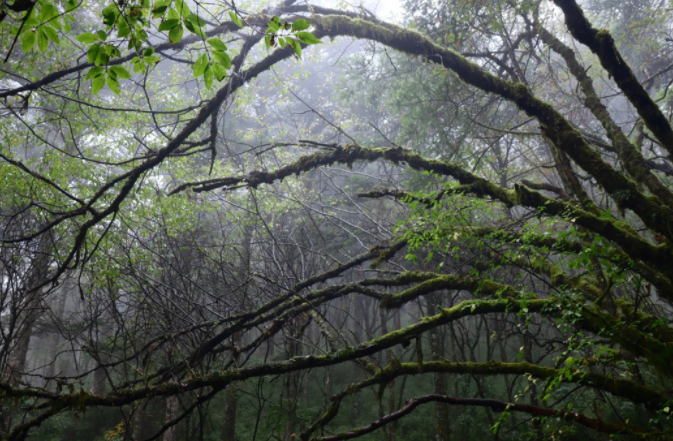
[
  {"left": 222, "top": 219, "right": 252, "bottom": 441},
  {"left": 427, "top": 295, "right": 451, "bottom": 441},
  {"left": 221, "top": 333, "right": 241, "bottom": 441},
  {"left": 133, "top": 402, "right": 145, "bottom": 441},
  {"left": 7, "top": 234, "right": 51, "bottom": 386},
  {"left": 92, "top": 312, "right": 114, "bottom": 395},
  {"left": 283, "top": 334, "right": 302, "bottom": 441},
  {"left": 352, "top": 296, "right": 365, "bottom": 423},
  {"left": 378, "top": 309, "right": 396, "bottom": 441},
  {"left": 2, "top": 236, "right": 51, "bottom": 432},
  {"left": 163, "top": 395, "right": 180, "bottom": 441},
  {"left": 44, "top": 280, "right": 70, "bottom": 389}
]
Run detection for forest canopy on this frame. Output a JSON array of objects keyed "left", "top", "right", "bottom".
[{"left": 1, "top": 0, "right": 673, "bottom": 440}]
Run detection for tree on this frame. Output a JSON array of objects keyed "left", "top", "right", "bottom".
[{"left": 1, "top": 0, "right": 673, "bottom": 440}]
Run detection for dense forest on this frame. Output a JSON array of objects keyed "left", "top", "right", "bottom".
[{"left": 0, "top": 0, "right": 672, "bottom": 439}]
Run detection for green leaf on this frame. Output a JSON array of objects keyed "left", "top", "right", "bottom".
[
  {"left": 108, "top": 46, "right": 121, "bottom": 58},
  {"left": 207, "top": 37, "right": 226, "bottom": 51},
  {"left": 132, "top": 59, "right": 147, "bottom": 73},
  {"left": 144, "top": 55, "right": 160, "bottom": 64},
  {"left": 101, "top": 4, "right": 118, "bottom": 26},
  {"left": 92, "top": 75, "right": 106, "bottom": 94},
  {"left": 229, "top": 10, "right": 242, "bottom": 27},
  {"left": 151, "top": 0, "right": 170, "bottom": 16},
  {"left": 48, "top": 19, "right": 62, "bottom": 31},
  {"left": 21, "top": 31, "right": 37, "bottom": 54},
  {"left": 188, "top": 13, "right": 205, "bottom": 27},
  {"left": 264, "top": 34, "right": 272, "bottom": 49},
  {"left": 88, "top": 43, "right": 103, "bottom": 63},
  {"left": 24, "top": 16, "right": 38, "bottom": 27},
  {"left": 193, "top": 53, "right": 208, "bottom": 76},
  {"left": 212, "top": 50, "right": 231, "bottom": 69},
  {"left": 110, "top": 65, "right": 131, "bottom": 79},
  {"left": 183, "top": 19, "right": 206, "bottom": 37},
  {"left": 166, "top": 7, "right": 179, "bottom": 20},
  {"left": 153, "top": 0, "right": 171, "bottom": 9},
  {"left": 143, "top": 47, "right": 155, "bottom": 56},
  {"left": 291, "top": 18, "right": 310, "bottom": 31},
  {"left": 168, "top": 24, "right": 183, "bottom": 44},
  {"left": 94, "top": 45, "right": 110, "bottom": 65},
  {"left": 76, "top": 32, "right": 99, "bottom": 44},
  {"left": 151, "top": 5, "right": 168, "bottom": 18},
  {"left": 158, "top": 18, "right": 180, "bottom": 31},
  {"left": 38, "top": 4, "right": 59, "bottom": 21},
  {"left": 97, "top": 52, "right": 110, "bottom": 66},
  {"left": 203, "top": 64, "right": 213, "bottom": 89},
  {"left": 42, "top": 26, "right": 59, "bottom": 44},
  {"left": 37, "top": 28, "right": 49, "bottom": 52},
  {"left": 174, "top": 0, "right": 190, "bottom": 17},
  {"left": 96, "top": 30, "right": 107, "bottom": 41},
  {"left": 185, "top": 20, "right": 206, "bottom": 38},
  {"left": 212, "top": 62, "right": 226, "bottom": 81},
  {"left": 117, "top": 19, "right": 131, "bottom": 38},
  {"left": 277, "top": 37, "right": 285, "bottom": 48},
  {"left": 295, "top": 32, "right": 321, "bottom": 45},
  {"left": 136, "top": 29, "right": 148, "bottom": 43},
  {"left": 107, "top": 72, "right": 121, "bottom": 94},
  {"left": 289, "top": 38, "right": 301, "bottom": 57},
  {"left": 86, "top": 66, "right": 105, "bottom": 79},
  {"left": 268, "top": 16, "right": 280, "bottom": 32}
]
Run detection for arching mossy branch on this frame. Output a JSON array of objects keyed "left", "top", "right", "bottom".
[
  {"left": 173, "top": 143, "right": 673, "bottom": 286},
  {"left": 315, "top": 393, "right": 655, "bottom": 440},
  {"left": 538, "top": 25, "right": 673, "bottom": 209},
  {"left": 299, "top": 359, "right": 667, "bottom": 441},
  {"left": 309, "top": 14, "right": 673, "bottom": 243},
  {"left": 551, "top": 0, "right": 673, "bottom": 155}
]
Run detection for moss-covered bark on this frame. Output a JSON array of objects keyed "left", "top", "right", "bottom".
[
  {"left": 380, "top": 275, "right": 522, "bottom": 309},
  {"left": 299, "top": 358, "right": 666, "bottom": 441},
  {"left": 315, "top": 393, "right": 655, "bottom": 440},
  {"left": 551, "top": 0, "right": 673, "bottom": 155},
  {"left": 176, "top": 143, "right": 673, "bottom": 287},
  {"left": 538, "top": 25, "right": 673, "bottom": 210},
  {"left": 308, "top": 15, "right": 673, "bottom": 244}
]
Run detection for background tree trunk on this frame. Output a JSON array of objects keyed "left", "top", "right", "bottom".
[
  {"left": 133, "top": 402, "right": 145, "bottom": 441},
  {"left": 7, "top": 234, "right": 52, "bottom": 386},
  {"left": 163, "top": 395, "right": 179, "bottom": 441},
  {"left": 427, "top": 294, "right": 451, "bottom": 441}
]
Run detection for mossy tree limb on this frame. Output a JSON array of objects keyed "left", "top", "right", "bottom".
[
  {"left": 538, "top": 25, "right": 673, "bottom": 210},
  {"left": 174, "top": 143, "right": 673, "bottom": 288},
  {"left": 551, "top": 0, "right": 673, "bottom": 155},
  {"left": 315, "top": 393, "right": 655, "bottom": 440},
  {"left": 309, "top": 15, "right": 673, "bottom": 243}
]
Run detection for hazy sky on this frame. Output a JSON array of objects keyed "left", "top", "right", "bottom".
[
  {"left": 319, "top": 0, "right": 405, "bottom": 23},
  {"left": 370, "top": 0, "right": 405, "bottom": 22}
]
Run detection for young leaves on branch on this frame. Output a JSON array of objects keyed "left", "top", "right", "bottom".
[
  {"left": 64, "top": 2, "right": 318, "bottom": 94},
  {"left": 263, "top": 15, "right": 321, "bottom": 58},
  {"left": 13, "top": 0, "right": 78, "bottom": 56}
]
